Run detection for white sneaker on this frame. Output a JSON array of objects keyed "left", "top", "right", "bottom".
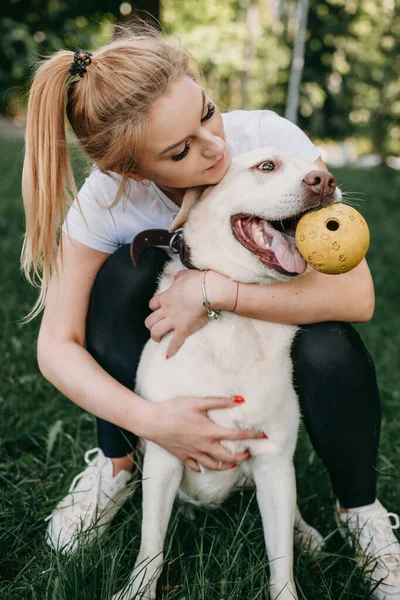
[
  {"left": 45, "top": 447, "right": 137, "bottom": 554},
  {"left": 336, "top": 499, "right": 400, "bottom": 599}
]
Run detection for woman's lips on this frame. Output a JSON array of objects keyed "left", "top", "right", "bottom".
[{"left": 205, "top": 152, "right": 225, "bottom": 171}]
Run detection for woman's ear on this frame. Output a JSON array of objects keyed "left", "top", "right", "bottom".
[
  {"left": 125, "top": 171, "right": 145, "bottom": 182},
  {"left": 112, "top": 167, "right": 144, "bottom": 182},
  {"left": 169, "top": 185, "right": 207, "bottom": 232}
]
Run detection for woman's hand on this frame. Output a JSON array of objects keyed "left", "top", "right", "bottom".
[
  {"left": 145, "top": 269, "right": 237, "bottom": 357},
  {"left": 145, "top": 395, "right": 265, "bottom": 472},
  {"left": 145, "top": 270, "right": 207, "bottom": 357}
]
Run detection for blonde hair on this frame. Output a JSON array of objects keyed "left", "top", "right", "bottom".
[{"left": 21, "top": 23, "right": 199, "bottom": 320}]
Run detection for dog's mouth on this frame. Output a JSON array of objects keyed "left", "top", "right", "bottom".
[{"left": 231, "top": 211, "right": 309, "bottom": 276}]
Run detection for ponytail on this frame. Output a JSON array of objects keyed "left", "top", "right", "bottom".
[
  {"left": 21, "top": 51, "right": 79, "bottom": 320},
  {"left": 21, "top": 24, "right": 199, "bottom": 321}
]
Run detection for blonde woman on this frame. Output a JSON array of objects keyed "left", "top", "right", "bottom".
[{"left": 22, "top": 26, "right": 400, "bottom": 599}]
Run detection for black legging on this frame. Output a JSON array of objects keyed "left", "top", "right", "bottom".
[{"left": 86, "top": 244, "right": 381, "bottom": 509}]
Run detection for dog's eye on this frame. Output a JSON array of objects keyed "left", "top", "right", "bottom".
[{"left": 257, "top": 161, "right": 275, "bottom": 171}]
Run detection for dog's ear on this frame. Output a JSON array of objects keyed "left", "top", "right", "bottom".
[{"left": 169, "top": 185, "right": 207, "bottom": 233}]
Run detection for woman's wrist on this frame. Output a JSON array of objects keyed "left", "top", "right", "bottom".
[
  {"left": 204, "top": 270, "right": 238, "bottom": 312},
  {"left": 114, "top": 390, "right": 159, "bottom": 440}
]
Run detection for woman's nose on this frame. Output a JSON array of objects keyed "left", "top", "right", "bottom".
[{"left": 200, "top": 130, "right": 225, "bottom": 158}]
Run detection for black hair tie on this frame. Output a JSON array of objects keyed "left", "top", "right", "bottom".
[{"left": 69, "top": 49, "right": 93, "bottom": 78}]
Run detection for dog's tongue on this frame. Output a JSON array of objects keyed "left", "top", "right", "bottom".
[{"left": 263, "top": 221, "right": 307, "bottom": 274}]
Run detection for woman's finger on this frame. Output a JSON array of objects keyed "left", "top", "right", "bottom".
[
  {"left": 150, "top": 319, "right": 174, "bottom": 343},
  {"left": 194, "top": 454, "right": 238, "bottom": 472},
  {"left": 174, "top": 270, "right": 186, "bottom": 281},
  {"left": 216, "top": 427, "right": 267, "bottom": 442},
  {"left": 166, "top": 333, "right": 186, "bottom": 358},
  {"left": 149, "top": 294, "right": 162, "bottom": 311},
  {"left": 217, "top": 461, "right": 240, "bottom": 471},
  {"left": 193, "top": 453, "right": 221, "bottom": 471},
  {"left": 184, "top": 458, "right": 201, "bottom": 472},
  {"left": 195, "top": 395, "right": 243, "bottom": 412},
  {"left": 144, "top": 309, "right": 166, "bottom": 331},
  {"left": 209, "top": 445, "right": 249, "bottom": 465}
]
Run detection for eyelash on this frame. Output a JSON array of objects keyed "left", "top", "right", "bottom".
[{"left": 171, "top": 102, "right": 216, "bottom": 162}]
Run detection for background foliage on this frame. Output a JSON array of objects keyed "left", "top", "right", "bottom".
[{"left": 2, "top": 0, "right": 400, "bottom": 155}]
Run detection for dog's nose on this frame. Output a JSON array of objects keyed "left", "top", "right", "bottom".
[{"left": 303, "top": 170, "right": 337, "bottom": 204}]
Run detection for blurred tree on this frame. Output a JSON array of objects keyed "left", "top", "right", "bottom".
[
  {"left": 163, "top": 0, "right": 400, "bottom": 156},
  {"left": 2, "top": 0, "right": 400, "bottom": 156},
  {"left": 300, "top": 0, "right": 400, "bottom": 155},
  {"left": 0, "top": 0, "right": 160, "bottom": 114},
  {"left": 285, "top": 0, "right": 309, "bottom": 124},
  {"left": 240, "top": 1, "right": 259, "bottom": 109}
]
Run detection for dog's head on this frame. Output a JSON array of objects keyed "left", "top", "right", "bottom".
[{"left": 170, "top": 147, "right": 342, "bottom": 284}]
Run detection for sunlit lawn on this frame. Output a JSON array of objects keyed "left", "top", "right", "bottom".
[{"left": 1, "top": 136, "right": 400, "bottom": 599}]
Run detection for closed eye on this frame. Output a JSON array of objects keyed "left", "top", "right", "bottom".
[
  {"left": 171, "top": 102, "right": 216, "bottom": 162},
  {"left": 201, "top": 103, "right": 216, "bottom": 123}
]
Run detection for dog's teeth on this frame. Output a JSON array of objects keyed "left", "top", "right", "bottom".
[
  {"left": 262, "top": 230, "right": 272, "bottom": 248},
  {"left": 252, "top": 219, "right": 268, "bottom": 249}
]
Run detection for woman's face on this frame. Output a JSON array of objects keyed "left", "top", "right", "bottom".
[{"left": 132, "top": 76, "right": 232, "bottom": 190}]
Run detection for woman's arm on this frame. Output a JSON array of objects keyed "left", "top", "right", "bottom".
[
  {"left": 147, "top": 258, "right": 374, "bottom": 357},
  {"left": 207, "top": 257, "right": 375, "bottom": 324},
  {"left": 147, "top": 156, "right": 374, "bottom": 356},
  {"left": 38, "top": 236, "right": 262, "bottom": 470},
  {"left": 37, "top": 237, "right": 155, "bottom": 438}
]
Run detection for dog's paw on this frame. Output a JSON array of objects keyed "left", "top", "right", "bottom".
[
  {"left": 178, "top": 504, "right": 197, "bottom": 521},
  {"left": 112, "top": 576, "right": 156, "bottom": 600},
  {"left": 112, "top": 585, "right": 155, "bottom": 600},
  {"left": 294, "top": 516, "right": 325, "bottom": 556},
  {"left": 269, "top": 580, "right": 298, "bottom": 600},
  {"left": 112, "top": 557, "right": 160, "bottom": 600}
]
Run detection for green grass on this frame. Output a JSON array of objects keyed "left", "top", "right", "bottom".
[{"left": 1, "top": 136, "right": 400, "bottom": 599}]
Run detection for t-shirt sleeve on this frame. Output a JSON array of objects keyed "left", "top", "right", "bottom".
[
  {"left": 257, "top": 111, "right": 321, "bottom": 163},
  {"left": 62, "top": 169, "right": 120, "bottom": 254}
]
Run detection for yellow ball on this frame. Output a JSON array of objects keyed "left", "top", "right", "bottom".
[{"left": 295, "top": 204, "right": 370, "bottom": 274}]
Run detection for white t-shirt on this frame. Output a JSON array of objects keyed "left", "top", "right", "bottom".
[{"left": 62, "top": 110, "right": 320, "bottom": 254}]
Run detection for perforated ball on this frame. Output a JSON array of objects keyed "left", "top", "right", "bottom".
[{"left": 295, "top": 204, "right": 370, "bottom": 274}]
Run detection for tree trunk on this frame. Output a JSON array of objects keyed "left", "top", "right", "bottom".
[
  {"left": 285, "top": 0, "right": 309, "bottom": 124},
  {"left": 240, "top": 2, "right": 260, "bottom": 109}
]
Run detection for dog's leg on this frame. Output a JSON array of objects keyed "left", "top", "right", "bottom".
[
  {"left": 252, "top": 454, "right": 298, "bottom": 600},
  {"left": 112, "top": 442, "right": 184, "bottom": 600}
]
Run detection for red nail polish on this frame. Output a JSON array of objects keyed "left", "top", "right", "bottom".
[
  {"left": 166, "top": 354, "right": 170, "bottom": 360},
  {"left": 262, "top": 433, "right": 268, "bottom": 439},
  {"left": 234, "top": 396, "right": 245, "bottom": 403},
  {"left": 231, "top": 464, "right": 238, "bottom": 469}
]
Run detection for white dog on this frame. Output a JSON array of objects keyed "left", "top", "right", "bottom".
[{"left": 113, "top": 147, "right": 342, "bottom": 600}]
